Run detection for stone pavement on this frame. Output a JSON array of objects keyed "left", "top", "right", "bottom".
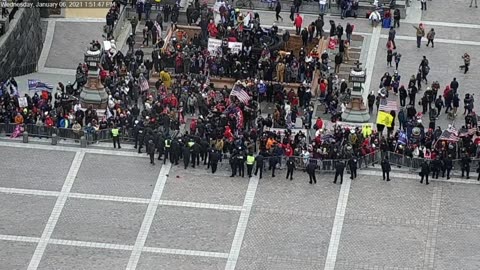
[{"left": 1, "top": 141, "right": 480, "bottom": 270}]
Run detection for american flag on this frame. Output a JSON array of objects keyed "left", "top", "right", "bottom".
[
  {"left": 439, "top": 127, "right": 459, "bottom": 142},
  {"left": 139, "top": 76, "right": 149, "bottom": 92},
  {"left": 230, "top": 86, "right": 251, "bottom": 104},
  {"left": 379, "top": 99, "right": 398, "bottom": 112}
]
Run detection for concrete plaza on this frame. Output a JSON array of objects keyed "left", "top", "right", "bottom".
[{"left": 1, "top": 141, "right": 480, "bottom": 270}]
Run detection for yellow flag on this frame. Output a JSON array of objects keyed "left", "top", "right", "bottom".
[{"left": 376, "top": 111, "right": 393, "bottom": 128}]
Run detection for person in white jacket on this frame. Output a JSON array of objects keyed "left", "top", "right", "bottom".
[{"left": 369, "top": 10, "right": 381, "bottom": 27}]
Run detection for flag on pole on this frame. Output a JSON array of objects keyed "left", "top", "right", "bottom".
[
  {"left": 438, "top": 127, "right": 459, "bottom": 142},
  {"left": 28, "top": 80, "right": 53, "bottom": 92},
  {"left": 379, "top": 99, "right": 398, "bottom": 112},
  {"left": 398, "top": 130, "right": 408, "bottom": 145},
  {"left": 230, "top": 85, "right": 251, "bottom": 104},
  {"left": 376, "top": 111, "right": 394, "bottom": 127}
]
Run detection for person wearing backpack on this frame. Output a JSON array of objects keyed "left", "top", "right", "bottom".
[
  {"left": 426, "top": 28, "right": 435, "bottom": 48},
  {"left": 413, "top": 23, "right": 425, "bottom": 48}
]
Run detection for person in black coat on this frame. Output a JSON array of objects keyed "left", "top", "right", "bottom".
[
  {"left": 461, "top": 154, "right": 472, "bottom": 179},
  {"left": 208, "top": 150, "right": 220, "bottom": 174},
  {"left": 431, "top": 156, "right": 442, "bottom": 179},
  {"left": 269, "top": 155, "right": 279, "bottom": 177},
  {"left": 147, "top": 140, "right": 156, "bottom": 165},
  {"left": 230, "top": 151, "right": 238, "bottom": 177},
  {"left": 254, "top": 153, "right": 265, "bottom": 179},
  {"left": 333, "top": 161, "right": 346, "bottom": 184},
  {"left": 381, "top": 157, "right": 391, "bottom": 181},
  {"left": 286, "top": 157, "right": 296, "bottom": 180},
  {"left": 306, "top": 160, "right": 317, "bottom": 184},
  {"left": 420, "top": 160, "right": 430, "bottom": 185},
  {"left": 348, "top": 156, "right": 358, "bottom": 180},
  {"left": 443, "top": 155, "right": 453, "bottom": 179},
  {"left": 182, "top": 145, "right": 191, "bottom": 169}
]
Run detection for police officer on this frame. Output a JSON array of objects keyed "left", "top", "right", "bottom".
[
  {"left": 381, "top": 157, "right": 391, "bottom": 181},
  {"left": 187, "top": 139, "right": 196, "bottom": 168},
  {"left": 348, "top": 156, "right": 358, "bottom": 180},
  {"left": 147, "top": 139, "right": 156, "bottom": 165},
  {"left": 269, "top": 155, "right": 278, "bottom": 178},
  {"left": 431, "top": 156, "right": 442, "bottom": 179},
  {"left": 333, "top": 161, "right": 346, "bottom": 184},
  {"left": 461, "top": 154, "right": 471, "bottom": 179},
  {"left": 111, "top": 124, "right": 121, "bottom": 149},
  {"left": 236, "top": 147, "right": 246, "bottom": 177},
  {"left": 164, "top": 136, "right": 172, "bottom": 164},
  {"left": 246, "top": 151, "right": 256, "bottom": 177},
  {"left": 286, "top": 157, "right": 295, "bottom": 180},
  {"left": 306, "top": 160, "right": 317, "bottom": 184},
  {"left": 230, "top": 150, "right": 238, "bottom": 177},
  {"left": 182, "top": 144, "right": 191, "bottom": 169},
  {"left": 170, "top": 138, "right": 180, "bottom": 165},
  {"left": 156, "top": 132, "right": 165, "bottom": 161},
  {"left": 420, "top": 160, "right": 430, "bottom": 185},
  {"left": 208, "top": 150, "right": 220, "bottom": 174},
  {"left": 443, "top": 155, "right": 453, "bottom": 179},
  {"left": 254, "top": 152, "right": 265, "bottom": 179}
]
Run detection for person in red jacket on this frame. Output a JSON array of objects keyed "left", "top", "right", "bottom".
[
  {"left": 294, "top": 13, "right": 303, "bottom": 35},
  {"left": 314, "top": 117, "right": 324, "bottom": 130}
]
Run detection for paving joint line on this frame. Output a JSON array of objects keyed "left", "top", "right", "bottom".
[
  {"left": 423, "top": 185, "right": 442, "bottom": 270},
  {"left": 225, "top": 175, "right": 259, "bottom": 270},
  {"left": 126, "top": 163, "right": 171, "bottom": 270},
  {"left": 324, "top": 178, "right": 352, "bottom": 270},
  {"left": 27, "top": 152, "right": 85, "bottom": 270}
]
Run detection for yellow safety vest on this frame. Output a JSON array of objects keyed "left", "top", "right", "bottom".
[
  {"left": 246, "top": 155, "right": 255, "bottom": 165},
  {"left": 187, "top": 142, "right": 195, "bottom": 148},
  {"left": 111, "top": 128, "right": 119, "bottom": 137},
  {"left": 165, "top": 139, "right": 171, "bottom": 148}
]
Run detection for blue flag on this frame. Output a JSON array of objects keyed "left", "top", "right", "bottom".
[{"left": 398, "top": 131, "right": 408, "bottom": 145}]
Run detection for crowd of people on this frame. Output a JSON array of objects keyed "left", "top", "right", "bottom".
[{"left": 0, "top": 0, "right": 479, "bottom": 184}]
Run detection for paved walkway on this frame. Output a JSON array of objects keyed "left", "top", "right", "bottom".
[{"left": 1, "top": 142, "right": 480, "bottom": 269}]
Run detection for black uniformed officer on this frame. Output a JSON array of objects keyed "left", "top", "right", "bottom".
[
  {"left": 208, "top": 150, "right": 220, "bottom": 174},
  {"left": 286, "top": 157, "right": 296, "bottom": 180},
  {"left": 476, "top": 161, "right": 480, "bottom": 181},
  {"left": 443, "top": 155, "right": 453, "bottom": 179},
  {"left": 182, "top": 144, "right": 191, "bottom": 169},
  {"left": 164, "top": 137, "right": 172, "bottom": 164},
  {"left": 306, "top": 160, "right": 317, "bottom": 184},
  {"left": 381, "top": 157, "right": 391, "bottom": 181},
  {"left": 254, "top": 152, "right": 265, "bottom": 179},
  {"left": 147, "top": 139, "right": 156, "bottom": 165},
  {"left": 269, "top": 155, "right": 278, "bottom": 178},
  {"left": 236, "top": 148, "right": 246, "bottom": 177},
  {"left": 170, "top": 139, "right": 180, "bottom": 165},
  {"left": 461, "top": 154, "right": 471, "bottom": 179},
  {"left": 431, "top": 156, "right": 442, "bottom": 179},
  {"left": 230, "top": 151, "right": 238, "bottom": 177},
  {"left": 420, "top": 160, "right": 430, "bottom": 185},
  {"left": 348, "top": 156, "right": 358, "bottom": 180},
  {"left": 333, "top": 161, "right": 346, "bottom": 184}
]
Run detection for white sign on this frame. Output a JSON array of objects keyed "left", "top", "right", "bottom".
[
  {"left": 228, "top": 42, "right": 243, "bottom": 54},
  {"left": 207, "top": 38, "right": 222, "bottom": 56},
  {"left": 18, "top": 97, "right": 28, "bottom": 108}
]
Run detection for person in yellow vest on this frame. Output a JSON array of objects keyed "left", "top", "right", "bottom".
[
  {"left": 246, "top": 152, "right": 256, "bottom": 177},
  {"left": 111, "top": 124, "right": 121, "bottom": 149},
  {"left": 362, "top": 124, "right": 372, "bottom": 138}
]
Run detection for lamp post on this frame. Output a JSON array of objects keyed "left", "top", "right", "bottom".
[
  {"left": 341, "top": 61, "right": 370, "bottom": 123},
  {"left": 79, "top": 42, "right": 108, "bottom": 110}
]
